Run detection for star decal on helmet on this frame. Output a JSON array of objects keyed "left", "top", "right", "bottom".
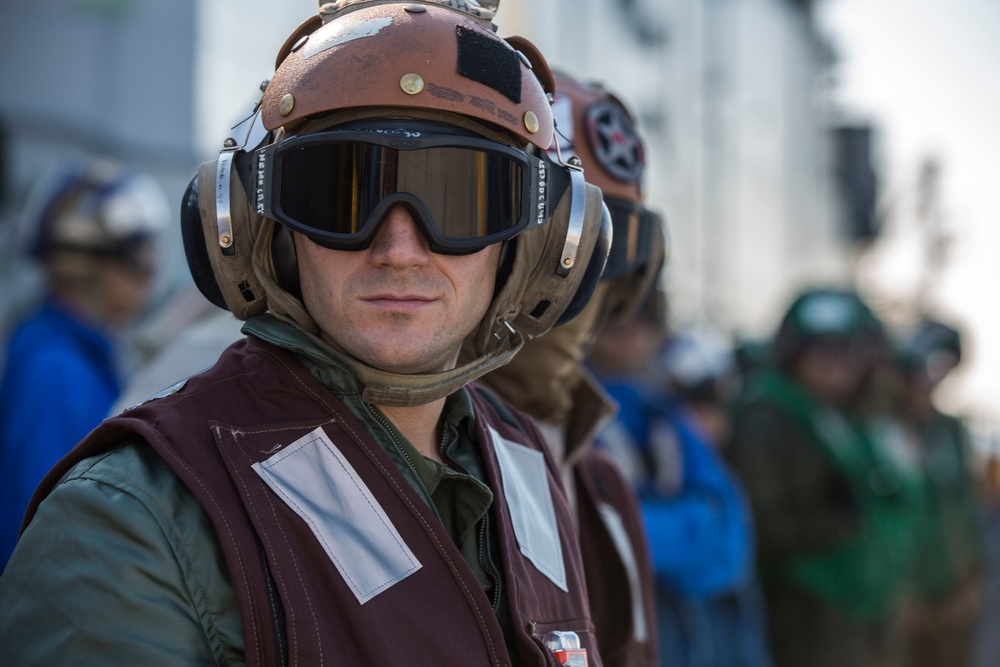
[{"left": 585, "top": 98, "right": 644, "bottom": 183}]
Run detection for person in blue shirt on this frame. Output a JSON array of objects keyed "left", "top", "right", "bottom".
[
  {"left": 0, "top": 159, "right": 166, "bottom": 566},
  {"left": 590, "top": 296, "right": 772, "bottom": 667}
]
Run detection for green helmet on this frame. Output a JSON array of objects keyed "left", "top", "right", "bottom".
[
  {"left": 771, "top": 288, "right": 883, "bottom": 369},
  {"left": 898, "top": 318, "right": 962, "bottom": 381}
]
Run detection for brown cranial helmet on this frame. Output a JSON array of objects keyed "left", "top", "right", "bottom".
[
  {"left": 476, "top": 72, "right": 668, "bottom": 426},
  {"left": 181, "top": 2, "right": 611, "bottom": 406},
  {"left": 550, "top": 70, "right": 667, "bottom": 327}
]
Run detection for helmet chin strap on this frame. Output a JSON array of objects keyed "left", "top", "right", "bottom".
[{"left": 306, "top": 323, "right": 525, "bottom": 407}]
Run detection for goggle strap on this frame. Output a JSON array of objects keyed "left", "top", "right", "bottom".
[
  {"left": 215, "top": 151, "right": 236, "bottom": 252},
  {"left": 557, "top": 168, "right": 587, "bottom": 276}
]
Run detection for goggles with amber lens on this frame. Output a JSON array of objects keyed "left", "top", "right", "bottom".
[
  {"left": 253, "top": 121, "right": 563, "bottom": 255},
  {"left": 601, "top": 197, "right": 664, "bottom": 280}
]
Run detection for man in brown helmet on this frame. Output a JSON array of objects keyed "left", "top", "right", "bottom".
[
  {"left": 0, "top": 3, "right": 612, "bottom": 665},
  {"left": 475, "top": 71, "right": 666, "bottom": 667}
]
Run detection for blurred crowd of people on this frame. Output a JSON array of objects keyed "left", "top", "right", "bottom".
[{"left": 588, "top": 284, "right": 998, "bottom": 667}]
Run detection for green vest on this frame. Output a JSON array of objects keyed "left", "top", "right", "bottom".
[
  {"left": 753, "top": 373, "right": 916, "bottom": 622},
  {"left": 909, "top": 413, "right": 984, "bottom": 601}
]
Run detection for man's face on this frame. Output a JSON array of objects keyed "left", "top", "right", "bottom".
[
  {"left": 294, "top": 204, "right": 501, "bottom": 375},
  {"left": 100, "top": 256, "right": 156, "bottom": 328},
  {"left": 590, "top": 317, "right": 664, "bottom": 376},
  {"left": 794, "top": 339, "right": 869, "bottom": 405}
]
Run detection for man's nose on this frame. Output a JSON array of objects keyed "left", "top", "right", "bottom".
[{"left": 368, "top": 204, "right": 431, "bottom": 266}]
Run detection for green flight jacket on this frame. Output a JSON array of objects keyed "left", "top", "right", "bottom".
[
  {"left": 727, "top": 371, "right": 919, "bottom": 623},
  {"left": 909, "top": 411, "right": 984, "bottom": 602}
]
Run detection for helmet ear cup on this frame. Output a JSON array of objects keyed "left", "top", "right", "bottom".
[
  {"left": 554, "top": 200, "right": 612, "bottom": 326},
  {"left": 509, "top": 178, "right": 610, "bottom": 338},
  {"left": 180, "top": 158, "right": 269, "bottom": 319},
  {"left": 180, "top": 173, "right": 228, "bottom": 310}
]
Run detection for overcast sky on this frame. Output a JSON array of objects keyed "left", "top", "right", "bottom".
[{"left": 819, "top": 0, "right": 1000, "bottom": 436}]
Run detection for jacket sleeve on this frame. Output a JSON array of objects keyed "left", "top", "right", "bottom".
[
  {"left": 640, "top": 411, "right": 753, "bottom": 599},
  {"left": 0, "top": 344, "right": 118, "bottom": 564},
  {"left": 0, "top": 444, "right": 245, "bottom": 666}
]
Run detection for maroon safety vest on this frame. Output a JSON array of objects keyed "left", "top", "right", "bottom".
[
  {"left": 26, "top": 336, "right": 601, "bottom": 667},
  {"left": 575, "top": 449, "right": 657, "bottom": 667},
  {"left": 562, "top": 376, "right": 658, "bottom": 667}
]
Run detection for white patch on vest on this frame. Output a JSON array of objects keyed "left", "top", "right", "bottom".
[
  {"left": 488, "top": 426, "right": 568, "bottom": 592},
  {"left": 597, "top": 503, "right": 649, "bottom": 643},
  {"left": 304, "top": 15, "right": 394, "bottom": 59},
  {"left": 252, "top": 426, "right": 421, "bottom": 604}
]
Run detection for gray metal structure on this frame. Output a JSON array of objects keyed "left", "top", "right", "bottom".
[
  {"left": 0, "top": 0, "right": 857, "bottom": 358},
  {"left": 0, "top": 0, "right": 312, "bottom": 349},
  {"left": 497, "top": 0, "right": 855, "bottom": 336}
]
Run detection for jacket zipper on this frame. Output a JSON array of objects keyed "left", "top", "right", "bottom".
[
  {"left": 365, "top": 402, "right": 435, "bottom": 502},
  {"left": 441, "top": 432, "right": 503, "bottom": 616},
  {"left": 257, "top": 540, "right": 289, "bottom": 667},
  {"left": 478, "top": 516, "right": 503, "bottom": 612}
]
